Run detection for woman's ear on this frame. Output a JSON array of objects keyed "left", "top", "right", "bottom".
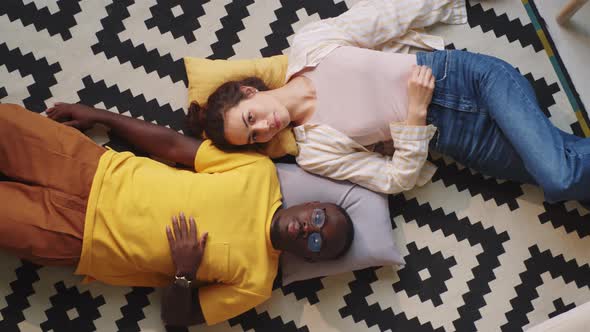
[{"left": 240, "top": 86, "right": 258, "bottom": 98}]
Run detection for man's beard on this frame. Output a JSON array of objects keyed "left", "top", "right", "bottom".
[{"left": 270, "top": 215, "right": 282, "bottom": 249}]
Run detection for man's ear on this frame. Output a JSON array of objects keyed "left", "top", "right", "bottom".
[{"left": 240, "top": 86, "right": 258, "bottom": 98}]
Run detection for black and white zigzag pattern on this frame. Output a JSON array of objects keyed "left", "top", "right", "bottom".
[{"left": 1, "top": 0, "right": 589, "bottom": 331}]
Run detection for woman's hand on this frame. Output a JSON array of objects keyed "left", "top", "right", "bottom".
[
  {"left": 372, "top": 140, "right": 395, "bottom": 156},
  {"left": 46, "top": 103, "right": 102, "bottom": 130},
  {"left": 166, "top": 212, "right": 208, "bottom": 280},
  {"left": 406, "top": 65, "right": 435, "bottom": 126}
]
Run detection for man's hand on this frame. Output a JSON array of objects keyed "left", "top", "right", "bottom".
[
  {"left": 406, "top": 65, "right": 435, "bottom": 126},
  {"left": 166, "top": 213, "right": 208, "bottom": 280},
  {"left": 46, "top": 102, "right": 102, "bottom": 130}
]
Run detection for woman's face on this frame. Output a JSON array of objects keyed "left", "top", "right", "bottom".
[{"left": 223, "top": 89, "right": 290, "bottom": 146}]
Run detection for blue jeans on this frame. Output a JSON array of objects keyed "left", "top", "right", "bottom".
[{"left": 417, "top": 50, "right": 590, "bottom": 203}]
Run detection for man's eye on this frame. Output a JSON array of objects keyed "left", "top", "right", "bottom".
[
  {"left": 248, "top": 112, "right": 254, "bottom": 123},
  {"left": 252, "top": 133, "right": 257, "bottom": 142}
]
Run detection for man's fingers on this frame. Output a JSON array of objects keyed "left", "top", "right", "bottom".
[
  {"left": 46, "top": 109, "right": 71, "bottom": 123},
  {"left": 172, "top": 215, "right": 181, "bottom": 239},
  {"left": 179, "top": 212, "right": 188, "bottom": 239},
  {"left": 166, "top": 225, "right": 174, "bottom": 241},
  {"left": 200, "top": 232, "right": 209, "bottom": 251},
  {"left": 62, "top": 120, "right": 80, "bottom": 128},
  {"left": 46, "top": 108, "right": 60, "bottom": 119},
  {"left": 166, "top": 225, "right": 175, "bottom": 250},
  {"left": 189, "top": 217, "right": 197, "bottom": 239}
]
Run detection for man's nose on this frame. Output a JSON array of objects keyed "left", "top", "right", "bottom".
[{"left": 302, "top": 222, "right": 317, "bottom": 236}]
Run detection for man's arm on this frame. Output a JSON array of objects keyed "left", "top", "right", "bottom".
[
  {"left": 46, "top": 103, "right": 201, "bottom": 167},
  {"left": 161, "top": 285, "right": 205, "bottom": 326},
  {"left": 161, "top": 213, "right": 208, "bottom": 327}
]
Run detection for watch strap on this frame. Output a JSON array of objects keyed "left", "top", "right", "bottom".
[{"left": 174, "top": 275, "right": 192, "bottom": 288}]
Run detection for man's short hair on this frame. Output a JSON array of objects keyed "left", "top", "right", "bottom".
[{"left": 334, "top": 205, "right": 354, "bottom": 259}]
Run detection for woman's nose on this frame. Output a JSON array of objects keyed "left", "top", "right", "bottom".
[{"left": 254, "top": 120, "right": 269, "bottom": 131}]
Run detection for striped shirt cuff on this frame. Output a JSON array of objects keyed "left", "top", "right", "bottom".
[
  {"left": 390, "top": 122, "right": 437, "bottom": 141},
  {"left": 417, "top": 161, "right": 438, "bottom": 186},
  {"left": 448, "top": 0, "right": 468, "bottom": 24}
]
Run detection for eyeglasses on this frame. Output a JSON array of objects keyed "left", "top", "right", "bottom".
[{"left": 307, "top": 208, "right": 326, "bottom": 253}]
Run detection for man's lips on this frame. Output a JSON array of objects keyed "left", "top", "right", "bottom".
[
  {"left": 273, "top": 112, "right": 281, "bottom": 129},
  {"left": 287, "top": 220, "right": 301, "bottom": 240}
]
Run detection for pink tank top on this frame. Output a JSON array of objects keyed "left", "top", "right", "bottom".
[{"left": 302, "top": 46, "right": 417, "bottom": 146}]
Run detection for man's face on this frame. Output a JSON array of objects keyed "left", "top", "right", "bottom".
[{"left": 272, "top": 202, "right": 349, "bottom": 261}]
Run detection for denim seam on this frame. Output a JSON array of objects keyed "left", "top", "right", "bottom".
[{"left": 435, "top": 50, "right": 449, "bottom": 82}]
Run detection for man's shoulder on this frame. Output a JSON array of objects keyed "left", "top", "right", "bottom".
[
  {"left": 237, "top": 156, "right": 278, "bottom": 178},
  {"left": 234, "top": 248, "right": 280, "bottom": 297}
]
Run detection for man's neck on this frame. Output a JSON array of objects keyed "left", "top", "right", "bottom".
[{"left": 270, "top": 210, "right": 283, "bottom": 251}]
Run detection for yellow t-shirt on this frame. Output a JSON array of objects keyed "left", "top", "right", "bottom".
[{"left": 75, "top": 140, "right": 282, "bottom": 325}]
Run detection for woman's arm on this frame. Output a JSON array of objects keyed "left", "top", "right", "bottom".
[
  {"left": 293, "top": 0, "right": 466, "bottom": 51},
  {"left": 46, "top": 103, "right": 201, "bottom": 167},
  {"left": 296, "top": 125, "right": 437, "bottom": 194},
  {"left": 337, "top": 0, "right": 466, "bottom": 49},
  {"left": 406, "top": 65, "right": 435, "bottom": 126},
  {"left": 286, "top": 0, "right": 466, "bottom": 79},
  {"left": 295, "top": 66, "right": 437, "bottom": 194}
]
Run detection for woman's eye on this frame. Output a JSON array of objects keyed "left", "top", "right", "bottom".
[
  {"left": 248, "top": 112, "right": 254, "bottom": 123},
  {"left": 252, "top": 133, "right": 257, "bottom": 142}
]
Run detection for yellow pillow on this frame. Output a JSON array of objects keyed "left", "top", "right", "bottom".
[{"left": 184, "top": 55, "right": 298, "bottom": 158}]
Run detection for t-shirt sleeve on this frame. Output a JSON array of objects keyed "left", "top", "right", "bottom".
[
  {"left": 194, "top": 140, "right": 268, "bottom": 173},
  {"left": 198, "top": 284, "right": 268, "bottom": 325}
]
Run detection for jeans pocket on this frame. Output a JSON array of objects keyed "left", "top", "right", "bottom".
[
  {"left": 196, "top": 242, "right": 230, "bottom": 282},
  {"left": 431, "top": 91, "right": 477, "bottom": 113}
]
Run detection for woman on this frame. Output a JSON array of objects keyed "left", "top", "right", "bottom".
[{"left": 190, "top": 0, "right": 590, "bottom": 204}]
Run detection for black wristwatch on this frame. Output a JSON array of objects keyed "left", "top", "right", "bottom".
[{"left": 174, "top": 274, "right": 193, "bottom": 288}]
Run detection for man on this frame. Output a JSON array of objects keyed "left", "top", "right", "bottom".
[{"left": 0, "top": 103, "right": 354, "bottom": 326}]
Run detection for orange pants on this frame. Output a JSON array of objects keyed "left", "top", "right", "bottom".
[{"left": 0, "top": 104, "right": 106, "bottom": 266}]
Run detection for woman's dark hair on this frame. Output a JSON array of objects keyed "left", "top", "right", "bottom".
[{"left": 187, "top": 77, "right": 269, "bottom": 151}]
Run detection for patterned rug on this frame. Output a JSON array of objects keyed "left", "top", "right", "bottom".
[{"left": 1, "top": 0, "right": 589, "bottom": 331}]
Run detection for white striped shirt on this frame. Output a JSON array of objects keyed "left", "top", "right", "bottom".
[{"left": 287, "top": 0, "right": 467, "bottom": 194}]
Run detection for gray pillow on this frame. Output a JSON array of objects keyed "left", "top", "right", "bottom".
[{"left": 276, "top": 163, "right": 404, "bottom": 285}]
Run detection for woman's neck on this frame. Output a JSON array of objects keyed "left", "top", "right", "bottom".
[{"left": 267, "top": 76, "right": 316, "bottom": 125}]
